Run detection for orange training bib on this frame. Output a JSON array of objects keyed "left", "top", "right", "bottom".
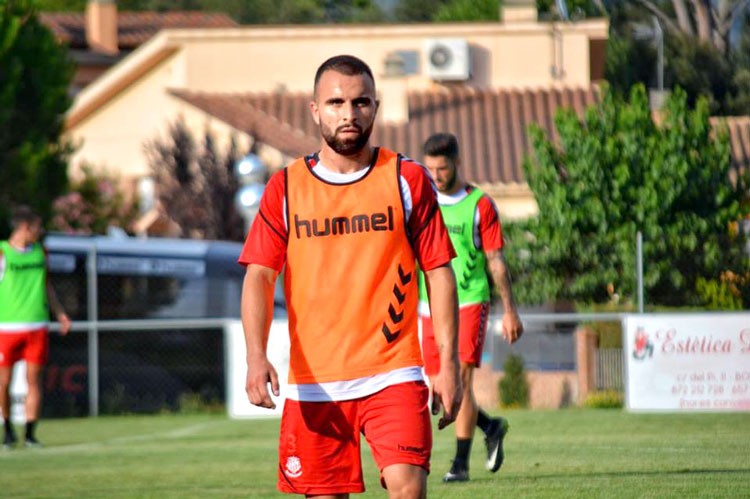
[{"left": 284, "top": 148, "right": 422, "bottom": 384}]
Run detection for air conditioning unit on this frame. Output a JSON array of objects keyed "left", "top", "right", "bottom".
[{"left": 424, "top": 38, "right": 471, "bottom": 81}]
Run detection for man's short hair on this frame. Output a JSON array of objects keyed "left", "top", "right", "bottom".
[
  {"left": 10, "top": 205, "right": 41, "bottom": 229},
  {"left": 423, "top": 133, "right": 460, "bottom": 161},
  {"left": 314, "top": 55, "right": 375, "bottom": 94}
]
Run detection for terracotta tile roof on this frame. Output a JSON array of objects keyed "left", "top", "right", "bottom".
[
  {"left": 171, "top": 87, "right": 750, "bottom": 186},
  {"left": 169, "top": 90, "right": 319, "bottom": 158},
  {"left": 40, "top": 12, "right": 237, "bottom": 50},
  {"left": 386, "top": 86, "right": 599, "bottom": 185},
  {"left": 172, "top": 86, "right": 601, "bottom": 185}
]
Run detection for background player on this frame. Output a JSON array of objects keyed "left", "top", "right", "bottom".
[
  {"left": 418, "top": 133, "right": 523, "bottom": 483},
  {"left": 0, "top": 205, "right": 71, "bottom": 449}
]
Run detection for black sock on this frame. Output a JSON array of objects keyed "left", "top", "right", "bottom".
[
  {"left": 25, "top": 421, "right": 37, "bottom": 440},
  {"left": 3, "top": 418, "right": 13, "bottom": 435},
  {"left": 455, "top": 438, "right": 473, "bottom": 468},
  {"left": 476, "top": 409, "right": 493, "bottom": 434}
]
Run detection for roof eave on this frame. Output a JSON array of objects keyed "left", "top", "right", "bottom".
[{"left": 65, "top": 30, "right": 179, "bottom": 131}]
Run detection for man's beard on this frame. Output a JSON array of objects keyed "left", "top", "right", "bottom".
[
  {"left": 320, "top": 122, "right": 374, "bottom": 156},
  {"left": 440, "top": 170, "right": 457, "bottom": 193}
]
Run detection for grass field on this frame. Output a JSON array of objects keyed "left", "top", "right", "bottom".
[{"left": 2, "top": 409, "right": 749, "bottom": 498}]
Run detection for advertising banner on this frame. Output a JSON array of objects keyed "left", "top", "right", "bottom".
[
  {"left": 226, "top": 319, "right": 290, "bottom": 418},
  {"left": 624, "top": 314, "right": 750, "bottom": 412}
]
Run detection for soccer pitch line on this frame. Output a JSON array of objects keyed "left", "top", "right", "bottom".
[{"left": 6, "top": 420, "right": 220, "bottom": 456}]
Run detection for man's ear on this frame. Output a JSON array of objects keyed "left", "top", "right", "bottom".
[{"left": 309, "top": 100, "right": 320, "bottom": 125}]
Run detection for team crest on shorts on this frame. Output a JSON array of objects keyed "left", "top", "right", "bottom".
[{"left": 285, "top": 456, "right": 303, "bottom": 478}]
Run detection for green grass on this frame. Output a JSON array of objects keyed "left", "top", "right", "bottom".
[{"left": 2, "top": 409, "right": 749, "bottom": 498}]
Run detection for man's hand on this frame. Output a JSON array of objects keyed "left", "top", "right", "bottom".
[
  {"left": 486, "top": 249, "right": 523, "bottom": 345},
  {"left": 431, "top": 359, "right": 463, "bottom": 430},
  {"left": 501, "top": 308, "right": 523, "bottom": 344},
  {"left": 57, "top": 312, "right": 71, "bottom": 336},
  {"left": 422, "top": 263, "right": 461, "bottom": 429},
  {"left": 241, "top": 264, "right": 279, "bottom": 410},
  {"left": 245, "top": 355, "right": 280, "bottom": 409}
]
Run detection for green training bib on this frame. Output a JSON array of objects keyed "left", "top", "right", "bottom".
[
  {"left": 418, "top": 188, "right": 490, "bottom": 308},
  {"left": 0, "top": 241, "right": 49, "bottom": 323}
]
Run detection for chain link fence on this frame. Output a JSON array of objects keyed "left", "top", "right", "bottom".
[
  {"left": 40, "top": 236, "right": 244, "bottom": 417},
  {"left": 44, "top": 326, "right": 225, "bottom": 418}
]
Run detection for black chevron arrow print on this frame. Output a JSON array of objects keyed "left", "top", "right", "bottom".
[
  {"left": 392, "top": 284, "right": 406, "bottom": 304},
  {"left": 381, "top": 265, "right": 413, "bottom": 343},
  {"left": 382, "top": 324, "right": 400, "bottom": 343},
  {"left": 388, "top": 304, "right": 404, "bottom": 323},
  {"left": 398, "top": 265, "right": 412, "bottom": 285}
]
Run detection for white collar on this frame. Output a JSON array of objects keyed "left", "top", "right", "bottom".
[
  {"left": 437, "top": 187, "right": 469, "bottom": 206},
  {"left": 312, "top": 161, "right": 370, "bottom": 184}
]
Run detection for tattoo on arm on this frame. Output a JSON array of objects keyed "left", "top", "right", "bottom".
[{"left": 486, "top": 249, "right": 516, "bottom": 308}]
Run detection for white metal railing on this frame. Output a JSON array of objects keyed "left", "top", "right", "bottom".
[
  {"left": 595, "top": 348, "right": 624, "bottom": 390},
  {"left": 48, "top": 314, "right": 628, "bottom": 416}
]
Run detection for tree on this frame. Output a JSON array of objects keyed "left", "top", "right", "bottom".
[
  {"left": 179, "top": 0, "right": 327, "bottom": 24},
  {"left": 36, "top": 0, "right": 387, "bottom": 24},
  {"left": 0, "top": 0, "right": 74, "bottom": 238},
  {"left": 36, "top": 0, "right": 606, "bottom": 23},
  {"left": 210, "top": 0, "right": 387, "bottom": 24},
  {"left": 435, "top": 0, "right": 499, "bottom": 21},
  {"left": 505, "top": 84, "right": 749, "bottom": 308},
  {"left": 605, "top": 1, "right": 750, "bottom": 115},
  {"left": 432, "top": 0, "right": 601, "bottom": 23},
  {"left": 538, "top": 0, "right": 605, "bottom": 19},
  {"left": 146, "top": 120, "right": 245, "bottom": 241},
  {"left": 634, "top": 0, "right": 749, "bottom": 56},
  {"left": 393, "top": 0, "right": 448, "bottom": 22},
  {"left": 34, "top": 0, "right": 87, "bottom": 9}
]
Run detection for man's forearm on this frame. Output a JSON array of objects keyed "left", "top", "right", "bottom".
[
  {"left": 241, "top": 264, "right": 278, "bottom": 362},
  {"left": 46, "top": 281, "right": 65, "bottom": 317},
  {"left": 424, "top": 263, "right": 462, "bottom": 428},
  {"left": 488, "top": 250, "right": 518, "bottom": 312},
  {"left": 424, "top": 264, "right": 459, "bottom": 363}
]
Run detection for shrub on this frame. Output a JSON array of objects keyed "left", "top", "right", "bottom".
[
  {"left": 583, "top": 389, "right": 624, "bottom": 409},
  {"left": 499, "top": 353, "right": 529, "bottom": 408},
  {"left": 50, "top": 165, "right": 138, "bottom": 235},
  {"left": 695, "top": 272, "right": 747, "bottom": 310}
]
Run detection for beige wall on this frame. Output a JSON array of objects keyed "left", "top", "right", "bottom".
[
  {"left": 175, "top": 21, "right": 606, "bottom": 94},
  {"left": 66, "top": 19, "right": 607, "bottom": 195},
  {"left": 481, "top": 183, "right": 539, "bottom": 221},
  {"left": 68, "top": 47, "right": 249, "bottom": 181}
]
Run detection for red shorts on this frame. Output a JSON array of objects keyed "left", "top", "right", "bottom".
[
  {"left": 420, "top": 302, "right": 489, "bottom": 376},
  {"left": 277, "top": 381, "right": 432, "bottom": 495},
  {"left": 0, "top": 328, "right": 49, "bottom": 368}
]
